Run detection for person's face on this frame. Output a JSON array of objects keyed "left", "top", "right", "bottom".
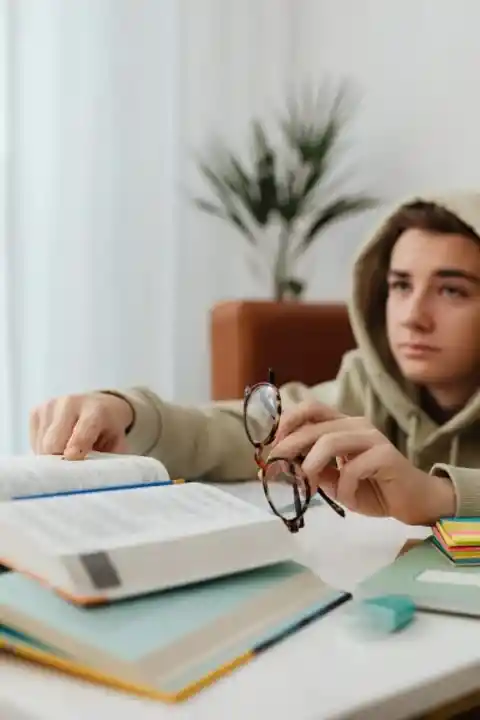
[{"left": 386, "top": 228, "right": 480, "bottom": 404}]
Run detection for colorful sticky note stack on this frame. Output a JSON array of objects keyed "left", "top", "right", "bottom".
[{"left": 432, "top": 518, "right": 480, "bottom": 565}]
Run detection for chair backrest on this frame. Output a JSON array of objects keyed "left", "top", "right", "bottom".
[{"left": 210, "top": 300, "right": 356, "bottom": 400}]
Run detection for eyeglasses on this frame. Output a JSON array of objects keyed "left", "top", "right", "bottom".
[{"left": 243, "top": 368, "right": 345, "bottom": 533}]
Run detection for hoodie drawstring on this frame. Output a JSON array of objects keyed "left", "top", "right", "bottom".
[
  {"left": 406, "top": 413, "right": 419, "bottom": 466},
  {"left": 365, "top": 385, "right": 374, "bottom": 422},
  {"left": 449, "top": 434, "right": 460, "bottom": 465}
]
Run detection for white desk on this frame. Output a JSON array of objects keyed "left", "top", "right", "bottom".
[{"left": 2, "top": 483, "right": 480, "bottom": 720}]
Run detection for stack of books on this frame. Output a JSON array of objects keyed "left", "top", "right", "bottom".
[
  {"left": 432, "top": 518, "right": 480, "bottom": 565},
  {"left": 0, "top": 456, "right": 351, "bottom": 702}
]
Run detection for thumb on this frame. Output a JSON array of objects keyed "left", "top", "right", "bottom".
[{"left": 307, "top": 465, "right": 340, "bottom": 495}]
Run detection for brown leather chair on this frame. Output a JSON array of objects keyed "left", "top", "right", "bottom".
[{"left": 210, "top": 300, "right": 356, "bottom": 400}]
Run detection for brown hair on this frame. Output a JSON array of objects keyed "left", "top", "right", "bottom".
[{"left": 379, "top": 200, "right": 480, "bottom": 258}]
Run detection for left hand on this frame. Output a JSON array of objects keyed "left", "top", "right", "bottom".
[{"left": 270, "top": 401, "right": 456, "bottom": 525}]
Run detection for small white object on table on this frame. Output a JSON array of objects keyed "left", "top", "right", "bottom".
[{"left": 1, "top": 482, "right": 479, "bottom": 720}]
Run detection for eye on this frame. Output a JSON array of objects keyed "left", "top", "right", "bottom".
[
  {"left": 440, "top": 285, "right": 469, "bottom": 299},
  {"left": 388, "top": 279, "right": 411, "bottom": 293}
]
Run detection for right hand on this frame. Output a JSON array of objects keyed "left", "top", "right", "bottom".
[
  {"left": 30, "top": 392, "right": 134, "bottom": 460},
  {"left": 271, "top": 400, "right": 455, "bottom": 525}
]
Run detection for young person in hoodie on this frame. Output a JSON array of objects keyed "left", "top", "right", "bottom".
[{"left": 30, "top": 193, "right": 480, "bottom": 525}]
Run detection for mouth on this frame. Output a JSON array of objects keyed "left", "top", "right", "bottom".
[{"left": 398, "top": 342, "right": 440, "bottom": 356}]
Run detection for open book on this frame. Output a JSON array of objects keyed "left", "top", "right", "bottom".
[
  {"left": 0, "top": 481, "right": 296, "bottom": 604},
  {"left": 0, "top": 452, "right": 171, "bottom": 501}
]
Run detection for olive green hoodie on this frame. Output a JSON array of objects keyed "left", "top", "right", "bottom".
[{"left": 112, "top": 192, "right": 480, "bottom": 518}]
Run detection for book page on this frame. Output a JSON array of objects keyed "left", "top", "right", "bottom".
[
  {"left": 0, "top": 452, "right": 169, "bottom": 501},
  {"left": 2, "top": 482, "right": 273, "bottom": 554}
]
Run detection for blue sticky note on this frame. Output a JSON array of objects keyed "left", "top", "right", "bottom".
[{"left": 347, "top": 594, "right": 416, "bottom": 636}]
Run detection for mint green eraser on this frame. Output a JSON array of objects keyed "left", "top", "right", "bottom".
[{"left": 347, "top": 594, "right": 416, "bottom": 636}]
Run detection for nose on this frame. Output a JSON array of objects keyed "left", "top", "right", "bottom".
[{"left": 401, "top": 291, "right": 434, "bottom": 332}]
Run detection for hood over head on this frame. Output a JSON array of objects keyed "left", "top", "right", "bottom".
[{"left": 347, "top": 191, "right": 480, "bottom": 463}]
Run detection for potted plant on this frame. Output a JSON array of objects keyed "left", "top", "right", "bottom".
[{"left": 194, "top": 82, "right": 378, "bottom": 302}]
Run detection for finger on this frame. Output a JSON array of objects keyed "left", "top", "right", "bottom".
[
  {"left": 274, "top": 401, "right": 345, "bottom": 444},
  {"left": 271, "top": 417, "right": 368, "bottom": 461},
  {"left": 29, "top": 409, "right": 40, "bottom": 453},
  {"left": 33, "top": 403, "right": 55, "bottom": 454},
  {"left": 63, "top": 411, "right": 105, "bottom": 460},
  {"left": 111, "top": 434, "right": 129, "bottom": 454},
  {"left": 94, "top": 431, "right": 128, "bottom": 454},
  {"left": 314, "top": 465, "right": 341, "bottom": 499},
  {"left": 271, "top": 424, "right": 330, "bottom": 460},
  {"left": 301, "top": 429, "right": 383, "bottom": 488},
  {"left": 335, "top": 446, "right": 383, "bottom": 509},
  {"left": 42, "top": 400, "right": 79, "bottom": 455}
]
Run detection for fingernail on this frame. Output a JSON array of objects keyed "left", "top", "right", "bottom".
[{"left": 63, "top": 447, "right": 85, "bottom": 461}]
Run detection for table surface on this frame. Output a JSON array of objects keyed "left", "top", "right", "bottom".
[{"left": 2, "top": 482, "right": 480, "bottom": 720}]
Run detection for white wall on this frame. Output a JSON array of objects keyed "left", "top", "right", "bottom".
[
  {"left": 0, "top": 0, "right": 15, "bottom": 451},
  {"left": 294, "top": 0, "right": 480, "bottom": 300},
  {"left": 174, "top": 0, "right": 299, "bottom": 402}
]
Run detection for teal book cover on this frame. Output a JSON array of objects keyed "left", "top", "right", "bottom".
[
  {"left": 358, "top": 538, "right": 480, "bottom": 618},
  {"left": 0, "top": 561, "right": 350, "bottom": 701}
]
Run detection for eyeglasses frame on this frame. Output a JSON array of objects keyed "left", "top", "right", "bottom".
[{"left": 243, "top": 368, "right": 346, "bottom": 532}]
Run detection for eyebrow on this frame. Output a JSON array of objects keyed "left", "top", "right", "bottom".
[{"left": 388, "top": 268, "right": 480, "bottom": 285}]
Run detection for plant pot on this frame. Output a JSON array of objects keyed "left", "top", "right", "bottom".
[{"left": 210, "top": 299, "right": 356, "bottom": 400}]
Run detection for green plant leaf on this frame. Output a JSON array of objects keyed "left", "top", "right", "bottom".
[
  {"left": 226, "top": 155, "right": 254, "bottom": 199},
  {"left": 193, "top": 199, "right": 225, "bottom": 216},
  {"left": 198, "top": 148, "right": 273, "bottom": 227},
  {"left": 282, "top": 83, "right": 348, "bottom": 159},
  {"left": 279, "top": 82, "right": 354, "bottom": 214},
  {"left": 193, "top": 182, "right": 257, "bottom": 245},
  {"left": 276, "top": 168, "right": 302, "bottom": 223},
  {"left": 298, "top": 196, "right": 377, "bottom": 253},
  {"left": 251, "top": 120, "right": 278, "bottom": 224}
]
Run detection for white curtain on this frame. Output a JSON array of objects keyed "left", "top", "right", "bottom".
[
  {"left": 0, "top": 0, "right": 15, "bottom": 452},
  {"left": 1, "top": 0, "right": 300, "bottom": 453}
]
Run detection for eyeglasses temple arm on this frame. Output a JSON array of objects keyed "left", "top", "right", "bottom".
[{"left": 317, "top": 488, "right": 345, "bottom": 518}]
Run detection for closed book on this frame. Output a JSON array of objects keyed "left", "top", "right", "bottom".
[
  {"left": 358, "top": 537, "right": 480, "bottom": 618},
  {"left": 0, "top": 561, "right": 350, "bottom": 702}
]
